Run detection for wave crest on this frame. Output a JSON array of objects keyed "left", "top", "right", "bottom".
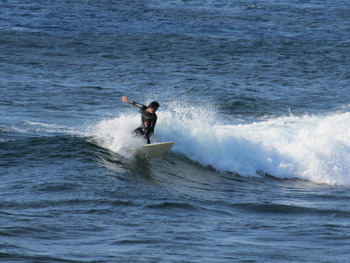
[{"left": 92, "top": 103, "right": 350, "bottom": 186}]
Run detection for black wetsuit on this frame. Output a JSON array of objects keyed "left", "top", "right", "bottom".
[{"left": 128, "top": 100, "right": 157, "bottom": 144}]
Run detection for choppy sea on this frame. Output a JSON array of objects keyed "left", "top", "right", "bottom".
[{"left": 1, "top": 1, "right": 350, "bottom": 262}]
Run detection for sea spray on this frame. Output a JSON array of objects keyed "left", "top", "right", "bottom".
[{"left": 90, "top": 113, "right": 145, "bottom": 158}]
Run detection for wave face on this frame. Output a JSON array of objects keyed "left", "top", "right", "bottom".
[{"left": 92, "top": 103, "right": 350, "bottom": 186}]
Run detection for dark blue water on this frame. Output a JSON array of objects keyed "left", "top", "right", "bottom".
[{"left": 1, "top": 1, "right": 350, "bottom": 262}]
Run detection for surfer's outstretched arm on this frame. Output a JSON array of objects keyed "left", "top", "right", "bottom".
[{"left": 121, "top": 96, "right": 146, "bottom": 110}]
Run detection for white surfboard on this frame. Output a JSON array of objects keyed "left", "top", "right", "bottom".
[{"left": 138, "top": 142, "right": 174, "bottom": 159}]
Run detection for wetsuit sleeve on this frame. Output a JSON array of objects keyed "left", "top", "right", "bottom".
[{"left": 128, "top": 100, "right": 147, "bottom": 110}]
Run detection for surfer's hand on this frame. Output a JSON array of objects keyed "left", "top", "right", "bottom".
[{"left": 121, "top": 96, "right": 129, "bottom": 102}]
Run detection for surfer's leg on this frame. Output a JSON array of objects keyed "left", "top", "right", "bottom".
[
  {"left": 144, "top": 134, "right": 151, "bottom": 144},
  {"left": 133, "top": 127, "right": 144, "bottom": 137},
  {"left": 144, "top": 130, "right": 153, "bottom": 144},
  {"left": 133, "top": 127, "right": 150, "bottom": 144}
]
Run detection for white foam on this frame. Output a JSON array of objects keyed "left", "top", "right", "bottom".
[
  {"left": 91, "top": 102, "right": 350, "bottom": 186},
  {"left": 161, "top": 104, "right": 350, "bottom": 186}
]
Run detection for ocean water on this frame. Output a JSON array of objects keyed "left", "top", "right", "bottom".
[{"left": 1, "top": 0, "right": 350, "bottom": 262}]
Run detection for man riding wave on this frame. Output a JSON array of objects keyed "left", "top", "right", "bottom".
[{"left": 121, "top": 96, "right": 159, "bottom": 144}]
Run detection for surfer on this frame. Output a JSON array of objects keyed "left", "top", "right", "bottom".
[{"left": 121, "top": 96, "right": 159, "bottom": 144}]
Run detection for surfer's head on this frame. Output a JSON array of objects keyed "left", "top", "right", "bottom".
[{"left": 147, "top": 101, "right": 159, "bottom": 114}]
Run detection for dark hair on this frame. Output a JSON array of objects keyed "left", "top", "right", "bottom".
[{"left": 148, "top": 101, "right": 160, "bottom": 108}]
